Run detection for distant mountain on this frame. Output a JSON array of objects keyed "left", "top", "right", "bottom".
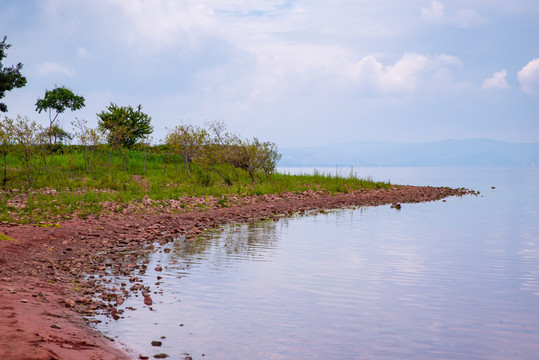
[{"left": 279, "top": 139, "right": 539, "bottom": 167}]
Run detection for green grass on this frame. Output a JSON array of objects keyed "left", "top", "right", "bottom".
[
  {"left": 0, "top": 233, "right": 16, "bottom": 242},
  {"left": 0, "top": 146, "right": 391, "bottom": 223}
]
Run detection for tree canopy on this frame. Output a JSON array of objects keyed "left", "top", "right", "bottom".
[
  {"left": 97, "top": 103, "right": 153, "bottom": 149},
  {"left": 35, "top": 86, "right": 85, "bottom": 144},
  {"left": 0, "top": 36, "right": 27, "bottom": 113}
]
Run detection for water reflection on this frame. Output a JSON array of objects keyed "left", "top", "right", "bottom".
[
  {"left": 91, "top": 168, "right": 539, "bottom": 360},
  {"left": 170, "top": 219, "right": 286, "bottom": 270}
]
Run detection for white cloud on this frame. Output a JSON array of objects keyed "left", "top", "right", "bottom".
[
  {"left": 482, "top": 69, "right": 509, "bottom": 89},
  {"left": 421, "top": 0, "right": 444, "bottom": 23},
  {"left": 43, "top": 0, "right": 227, "bottom": 51},
  {"left": 349, "top": 52, "right": 462, "bottom": 93},
  {"left": 454, "top": 9, "right": 487, "bottom": 28},
  {"left": 421, "top": 1, "right": 486, "bottom": 28},
  {"left": 518, "top": 58, "right": 539, "bottom": 95},
  {"left": 35, "top": 62, "right": 74, "bottom": 77},
  {"left": 110, "top": 0, "right": 221, "bottom": 49}
]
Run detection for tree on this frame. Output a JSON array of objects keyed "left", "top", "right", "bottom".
[
  {"left": 165, "top": 123, "right": 207, "bottom": 178},
  {"left": 72, "top": 118, "right": 102, "bottom": 175},
  {"left": 0, "top": 116, "right": 15, "bottom": 188},
  {"left": 35, "top": 86, "right": 85, "bottom": 144},
  {"left": 11, "top": 115, "right": 43, "bottom": 187},
  {"left": 0, "top": 36, "right": 27, "bottom": 113},
  {"left": 97, "top": 103, "right": 153, "bottom": 149},
  {"left": 199, "top": 120, "right": 241, "bottom": 184},
  {"left": 234, "top": 138, "right": 281, "bottom": 183}
]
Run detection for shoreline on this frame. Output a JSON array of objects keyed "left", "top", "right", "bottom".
[{"left": 0, "top": 185, "right": 473, "bottom": 359}]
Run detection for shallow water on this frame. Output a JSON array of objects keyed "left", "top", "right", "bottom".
[{"left": 93, "top": 167, "right": 539, "bottom": 359}]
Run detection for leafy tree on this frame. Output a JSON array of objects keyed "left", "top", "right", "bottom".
[
  {"left": 259, "top": 141, "right": 281, "bottom": 178},
  {"left": 0, "top": 36, "right": 27, "bottom": 113},
  {"left": 234, "top": 138, "right": 281, "bottom": 183},
  {"left": 35, "top": 86, "right": 85, "bottom": 144},
  {"left": 97, "top": 103, "right": 153, "bottom": 149},
  {"left": 199, "top": 120, "right": 241, "bottom": 184},
  {"left": 165, "top": 123, "right": 207, "bottom": 178}
]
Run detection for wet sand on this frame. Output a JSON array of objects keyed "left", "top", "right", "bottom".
[{"left": 0, "top": 186, "right": 472, "bottom": 359}]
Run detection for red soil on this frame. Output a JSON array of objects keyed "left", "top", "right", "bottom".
[{"left": 0, "top": 186, "right": 472, "bottom": 359}]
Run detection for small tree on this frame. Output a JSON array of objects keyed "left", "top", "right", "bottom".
[
  {"left": 11, "top": 115, "right": 43, "bottom": 187},
  {"left": 236, "top": 138, "right": 263, "bottom": 183},
  {"left": 0, "top": 36, "right": 27, "bottom": 113},
  {"left": 35, "top": 86, "right": 85, "bottom": 144},
  {"left": 199, "top": 120, "right": 241, "bottom": 184},
  {"left": 234, "top": 138, "right": 281, "bottom": 183},
  {"left": 48, "top": 125, "right": 73, "bottom": 145},
  {"left": 100, "top": 120, "right": 132, "bottom": 174},
  {"left": 72, "top": 118, "right": 102, "bottom": 175},
  {"left": 97, "top": 103, "right": 153, "bottom": 149},
  {"left": 0, "top": 116, "right": 15, "bottom": 188},
  {"left": 165, "top": 123, "right": 207, "bottom": 178},
  {"left": 259, "top": 141, "right": 281, "bottom": 178}
]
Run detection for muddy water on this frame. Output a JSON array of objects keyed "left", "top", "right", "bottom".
[{"left": 93, "top": 168, "right": 539, "bottom": 359}]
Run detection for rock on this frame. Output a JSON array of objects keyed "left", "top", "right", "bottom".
[
  {"left": 154, "top": 354, "right": 168, "bottom": 359},
  {"left": 64, "top": 299, "right": 76, "bottom": 308},
  {"left": 151, "top": 340, "right": 162, "bottom": 346},
  {"left": 154, "top": 266, "right": 163, "bottom": 272},
  {"left": 144, "top": 295, "right": 153, "bottom": 306}
]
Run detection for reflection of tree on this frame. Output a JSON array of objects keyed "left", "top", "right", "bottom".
[{"left": 170, "top": 219, "right": 289, "bottom": 270}]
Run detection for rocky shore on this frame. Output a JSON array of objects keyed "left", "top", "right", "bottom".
[{"left": 0, "top": 185, "right": 473, "bottom": 359}]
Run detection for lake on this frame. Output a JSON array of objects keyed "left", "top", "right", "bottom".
[{"left": 93, "top": 167, "right": 539, "bottom": 359}]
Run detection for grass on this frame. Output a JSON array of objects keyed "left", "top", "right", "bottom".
[
  {"left": 0, "top": 233, "right": 16, "bottom": 242},
  {"left": 0, "top": 146, "right": 391, "bottom": 223}
]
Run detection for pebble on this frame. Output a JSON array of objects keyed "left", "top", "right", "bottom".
[
  {"left": 153, "top": 354, "right": 168, "bottom": 359},
  {"left": 151, "top": 340, "right": 162, "bottom": 347}
]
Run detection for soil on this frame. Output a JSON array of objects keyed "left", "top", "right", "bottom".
[{"left": 0, "top": 185, "right": 473, "bottom": 359}]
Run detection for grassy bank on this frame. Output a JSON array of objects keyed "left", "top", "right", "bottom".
[{"left": 0, "top": 146, "right": 390, "bottom": 224}]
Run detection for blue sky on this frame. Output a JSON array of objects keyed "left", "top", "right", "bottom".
[{"left": 1, "top": 0, "right": 538, "bottom": 147}]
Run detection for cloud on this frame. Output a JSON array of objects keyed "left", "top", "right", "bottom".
[
  {"left": 421, "top": 0, "right": 444, "bottom": 23},
  {"left": 35, "top": 62, "right": 74, "bottom": 77},
  {"left": 349, "top": 52, "right": 462, "bottom": 93},
  {"left": 482, "top": 70, "right": 509, "bottom": 89},
  {"left": 518, "top": 58, "right": 539, "bottom": 95},
  {"left": 110, "top": 0, "right": 221, "bottom": 49},
  {"left": 421, "top": 1, "right": 486, "bottom": 28},
  {"left": 454, "top": 9, "right": 486, "bottom": 28},
  {"left": 42, "top": 0, "right": 227, "bottom": 51}
]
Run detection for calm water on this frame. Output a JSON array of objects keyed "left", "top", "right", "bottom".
[{"left": 94, "top": 167, "right": 539, "bottom": 359}]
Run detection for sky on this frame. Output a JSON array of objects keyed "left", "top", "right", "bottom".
[{"left": 1, "top": 0, "right": 538, "bottom": 147}]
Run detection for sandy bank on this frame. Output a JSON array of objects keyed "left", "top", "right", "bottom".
[{"left": 0, "top": 185, "right": 473, "bottom": 359}]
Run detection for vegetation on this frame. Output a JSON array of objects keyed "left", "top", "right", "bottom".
[
  {"left": 35, "top": 86, "right": 85, "bottom": 144},
  {"left": 97, "top": 103, "right": 153, "bottom": 149},
  {"left": 0, "top": 38, "right": 390, "bottom": 224},
  {"left": 0, "top": 116, "right": 390, "bottom": 224},
  {"left": 0, "top": 36, "right": 27, "bottom": 113}
]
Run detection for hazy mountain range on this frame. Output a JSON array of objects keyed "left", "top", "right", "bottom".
[{"left": 279, "top": 139, "right": 539, "bottom": 167}]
